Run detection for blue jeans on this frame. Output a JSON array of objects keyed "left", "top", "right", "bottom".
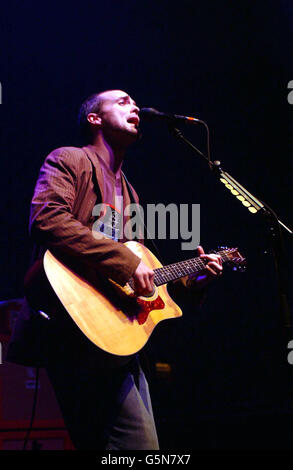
[
  {"left": 106, "top": 362, "right": 159, "bottom": 450},
  {"left": 46, "top": 355, "right": 159, "bottom": 450}
]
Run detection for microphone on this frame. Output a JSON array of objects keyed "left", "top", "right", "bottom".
[{"left": 139, "top": 107, "right": 200, "bottom": 123}]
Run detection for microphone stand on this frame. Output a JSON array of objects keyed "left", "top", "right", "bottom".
[
  {"left": 170, "top": 123, "right": 293, "bottom": 418},
  {"left": 169, "top": 125, "right": 292, "bottom": 331}
]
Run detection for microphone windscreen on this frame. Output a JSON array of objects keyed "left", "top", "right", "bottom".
[{"left": 139, "top": 108, "right": 161, "bottom": 119}]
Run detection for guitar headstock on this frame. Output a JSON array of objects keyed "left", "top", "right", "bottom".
[{"left": 216, "top": 246, "right": 246, "bottom": 272}]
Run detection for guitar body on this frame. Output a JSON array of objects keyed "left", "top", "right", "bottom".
[{"left": 43, "top": 241, "right": 182, "bottom": 356}]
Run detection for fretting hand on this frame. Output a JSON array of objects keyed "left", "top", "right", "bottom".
[{"left": 188, "top": 245, "right": 223, "bottom": 290}]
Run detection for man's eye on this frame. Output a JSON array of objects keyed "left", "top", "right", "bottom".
[{"left": 118, "top": 100, "right": 127, "bottom": 105}]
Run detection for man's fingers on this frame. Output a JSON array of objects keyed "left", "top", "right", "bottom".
[
  {"left": 206, "top": 262, "right": 223, "bottom": 277},
  {"left": 190, "top": 247, "right": 223, "bottom": 289},
  {"left": 136, "top": 275, "right": 146, "bottom": 290},
  {"left": 197, "top": 245, "right": 205, "bottom": 256},
  {"left": 200, "top": 254, "right": 223, "bottom": 266},
  {"left": 143, "top": 272, "right": 153, "bottom": 293},
  {"left": 133, "top": 261, "right": 154, "bottom": 295}
]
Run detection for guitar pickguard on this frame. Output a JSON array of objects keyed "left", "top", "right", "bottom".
[
  {"left": 135, "top": 296, "right": 165, "bottom": 324},
  {"left": 103, "top": 279, "right": 165, "bottom": 325}
]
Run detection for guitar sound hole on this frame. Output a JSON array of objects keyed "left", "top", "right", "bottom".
[{"left": 140, "top": 287, "right": 156, "bottom": 298}]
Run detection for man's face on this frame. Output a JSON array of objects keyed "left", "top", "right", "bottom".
[{"left": 96, "top": 89, "right": 140, "bottom": 142}]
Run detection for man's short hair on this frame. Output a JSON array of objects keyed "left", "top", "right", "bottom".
[{"left": 77, "top": 93, "right": 103, "bottom": 143}]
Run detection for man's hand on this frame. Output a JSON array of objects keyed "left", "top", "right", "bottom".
[
  {"left": 132, "top": 260, "right": 155, "bottom": 296},
  {"left": 188, "top": 245, "right": 223, "bottom": 290}
]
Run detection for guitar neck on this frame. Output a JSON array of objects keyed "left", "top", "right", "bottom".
[{"left": 154, "top": 250, "right": 230, "bottom": 286}]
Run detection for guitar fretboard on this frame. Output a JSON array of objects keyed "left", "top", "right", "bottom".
[{"left": 154, "top": 250, "right": 232, "bottom": 286}]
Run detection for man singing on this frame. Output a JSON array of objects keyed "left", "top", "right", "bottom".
[{"left": 7, "top": 89, "right": 222, "bottom": 450}]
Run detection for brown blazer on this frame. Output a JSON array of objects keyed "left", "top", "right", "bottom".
[
  {"left": 6, "top": 145, "right": 143, "bottom": 366},
  {"left": 29, "top": 144, "right": 141, "bottom": 285}
]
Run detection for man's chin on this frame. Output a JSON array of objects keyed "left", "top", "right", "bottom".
[
  {"left": 125, "top": 126, "right": 142, "bottom": 143},
  {"left": 109, "top": 126, "right": 142, "bottom": 147},
  {"left": 135, "top": 127, "right": 142, "bottom": 141}
]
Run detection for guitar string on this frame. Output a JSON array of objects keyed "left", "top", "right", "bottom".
[{"left": 153, "top": 250, "right": 236, "bottom": 286}]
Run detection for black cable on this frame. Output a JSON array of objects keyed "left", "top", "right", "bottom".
[
  {"left": 168, "top": 118, "right": 212, "bottom": 169},
  {"left": 22, "top": 366, "right": 40, "bottom": 451}
]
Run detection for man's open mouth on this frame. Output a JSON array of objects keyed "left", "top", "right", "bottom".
[{"left": 127, "top": 116, "right": 140, "bottom": 127}]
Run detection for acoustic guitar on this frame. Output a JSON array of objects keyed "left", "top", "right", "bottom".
[{"left": 41, "top": 241, "right": 245, "bottom": 356}]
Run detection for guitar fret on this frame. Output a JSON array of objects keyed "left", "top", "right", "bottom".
[
  {"left": 155, "top": 260, "right": 204, "bottom": 285},
  {"left": 154, "top": 251, "right": 232, "bottom": 286}
]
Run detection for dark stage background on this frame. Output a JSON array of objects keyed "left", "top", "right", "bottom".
[{"left": 0, "top": 0, "right": 292, "bottom": 450}]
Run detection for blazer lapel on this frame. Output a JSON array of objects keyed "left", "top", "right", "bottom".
[
  {"left": 83, "top": 145, "right": 105, "bottom": 201},
  {"left": 83, "top": 145, "right": 142, "bottom": 241}
]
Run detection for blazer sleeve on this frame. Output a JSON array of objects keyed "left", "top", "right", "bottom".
[{"left": 29, "top": 148, "right": 141, "bottom": 286}]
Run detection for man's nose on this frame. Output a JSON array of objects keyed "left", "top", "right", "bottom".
[{"left": 131, "top": 103, "right": 139, "bottom": 113}]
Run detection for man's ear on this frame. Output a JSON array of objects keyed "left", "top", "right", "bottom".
[{"left": 87, "top": 113, "right": 102, "bottom": 126}]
